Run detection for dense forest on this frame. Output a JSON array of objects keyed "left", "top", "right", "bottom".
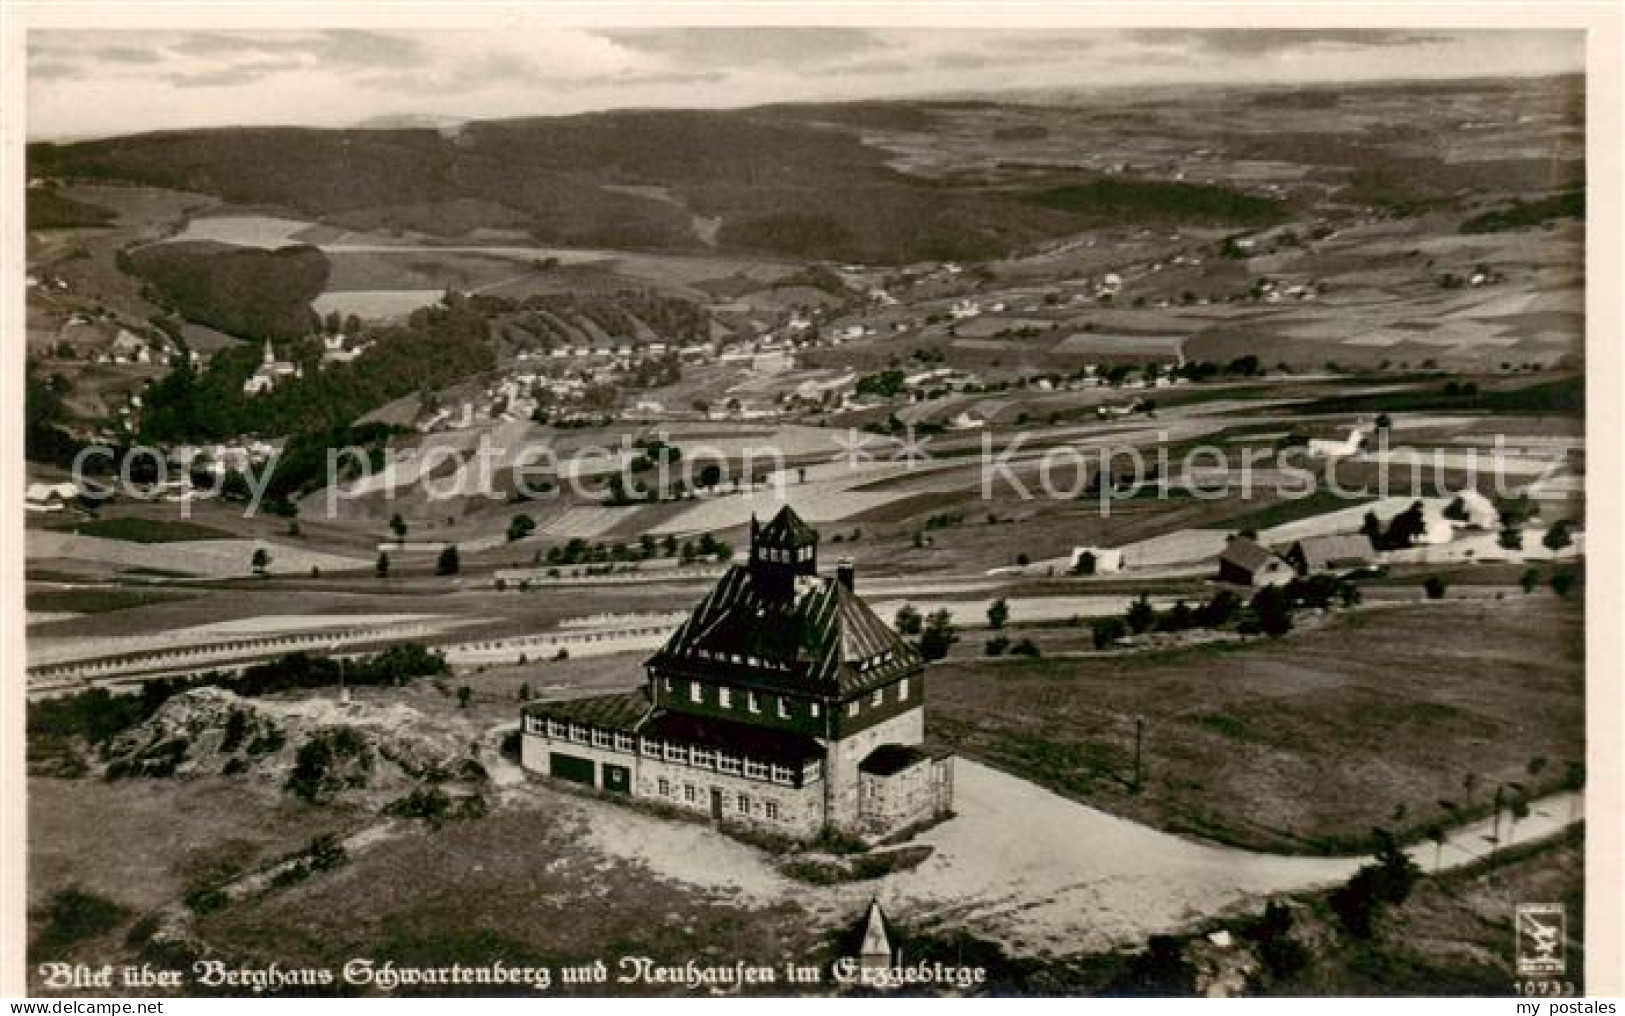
[
  {"left": 25, "top": 107, "right": 1267, "bottom": 263},
  {"left": 1027, "top": 179, "right": 1288, "bottom": 227},
  {"left": 26, "top": 188, "right": 117, "bottom": 229},
  {"left": 138, "top": 295, "right": 495, "bottom": 443},
  {"left": 121, "top": 242, "right": 330, "bottom": 342}
]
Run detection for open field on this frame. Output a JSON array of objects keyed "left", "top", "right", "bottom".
[{"left": 926, "top": 596, "right": 1583, "bottom": 854}]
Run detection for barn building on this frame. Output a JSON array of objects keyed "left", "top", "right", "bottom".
[
  {"left": 519, "top": 506, "right": 954, "bottom": 839},
  {"left": 1217, "top": 535, "right": 1295, "bottom": 587},
  {"left": 1283, "top": 533, "right": 1377, "bottom": 577}
]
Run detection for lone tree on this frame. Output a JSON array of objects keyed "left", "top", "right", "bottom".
[
  {"left": 1092, "top": 617, "right": 1128, "bottom": 649},
  {"left": 436, "top": 545, "right": 461, "bottom": 576},
  {"left": 507, "top": 514, "right": 536, "bottom": 543},
  {"left": 251, "top": 547, "right": 271, "bottom": 575},
  {"left": 456, "top": 685, "right": 472, "bottom": 709},
  {"left": 1542, "top": 519, "right": 1574, "bottom": 552},
  {"left": 987, "top": 598, "right": 1010, "bottom": 631},
  {"left": 389, "top": 513, "right": 408, "bottom": 541},
  {"left": 1383, "top": 501, "right": 1427, "bottom": 550},
  {"left": 917, "top": 609, "right": 958, "bottom": 661},
  {"left": 1250, "top": 585, "right": 1294, "bottom": 637},
  {"left": 1423, "top": 575, "right": 1448, "bottom": 600},
  {"left": 375, "top": 551, "right": 390, "bottom": 578},
  {"left": 1330, "top": 828, "right": 1421, "bottom": 938},
  {"left": 1360, "top": 510, "right": 1384, "bottom": 544},
  {"left": 1072, "top": 550, "right": 1097, "bottom": 576},
  {"left": 1125, "top": 593, "right": 1157, "bottom": 635},
  {"left": 1520, "top": 567, "right": 1540, "bottom": 594},
  {"left": 893, "top": 604, "right": 923, "bottom": 636}
]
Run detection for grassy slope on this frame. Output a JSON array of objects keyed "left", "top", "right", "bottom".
[{"left": 926, "top": 595, "right": 1583, "bottom": 853}]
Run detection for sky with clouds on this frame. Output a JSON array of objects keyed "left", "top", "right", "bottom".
[{"left": 27, "top": 27, "right": 1584, "bottom": 140}]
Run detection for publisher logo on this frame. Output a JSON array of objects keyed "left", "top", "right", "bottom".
[{"left": 1516, "top": 904, "right": 1566, "bottom": 976}]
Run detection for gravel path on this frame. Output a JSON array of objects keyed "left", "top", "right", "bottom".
[
  {"left": 880, "top": 761, "right": 1581, "bottom": 954},
  {"left": 538, "top": 756, "right": 1584, "bottom": 957}
]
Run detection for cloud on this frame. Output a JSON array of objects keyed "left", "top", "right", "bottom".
[
  {"left": 164, "top": 60, "right": 293, "bottom": 89},
  {"left": 1127, "top": 29, "right": 1452, "bottom": 58},
  {"left": 25, "top": 27, "right": 1587, "bottom": 140},
  {"left": 598, "top": 27, "right": 883, "bottom": 67},
  {"left": 933, "top": 51, "right": 995, "bottom": 71},
  {"left": 27, "top": 61, "right": 76, "bottom": 81},
  {"left": 91, "top": 45, "right": 162, "bottom": 65}
]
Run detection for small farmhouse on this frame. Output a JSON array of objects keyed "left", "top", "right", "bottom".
[
  {"left": 1070, "top": 546, "right": 1124, "bottom": 574},
  {"left": 1283, "top": 533, "right": 1376, "bottom": 576},
  {"left": 1217, "top": 536, "right": 1294, "bottom": 587},
  {"left": 519, "top": 505, "right": 954, "bottom": 839}
]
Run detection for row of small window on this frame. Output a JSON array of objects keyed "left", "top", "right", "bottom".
[
  {"left": 855, "top": 650, "right": 896, "bottom": 673},
  {"left": 688, "top": 649, "right": 793, "bottom": 673},
  {"left": 657, "top": 779, "right": 781, "bottom": 821},
  {"left": 525, "top": 716, "right": 805, "bottom": 784},
  {"left": 665, "top": 678, "right": 910, "bottom": 717},
  {"left": 848, "top": 677, "right": 908, "bottom": 715},
  {"left": 758, "top": 545, "right": 812, "bottom": 563}
]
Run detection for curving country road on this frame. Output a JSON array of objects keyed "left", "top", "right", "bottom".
[{"left": 507, "top": 740, "right": 1583, "bottom": 957}]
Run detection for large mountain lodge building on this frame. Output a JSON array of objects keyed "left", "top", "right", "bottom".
[{"left": 519, "top": 506, "right": 954, "bottom": 839}]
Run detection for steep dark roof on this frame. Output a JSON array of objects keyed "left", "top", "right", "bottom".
[
  {"left": 859, "top": 743, "right": 930, "bottom": 776},
  {"left": 646, "top": 564, "right": 920, "bottom": 698},
  {"left": 1219, "top": 536, "right": 1277, "bottom": 573},
  {"left": 641, "top": 710, "right": 824, "bottom": 765},
  {"left": 525, "top": 693, "right": 824, "bottom": 765},
  {"left": 523, "top": 690, "right": 652, "bottom": 728},
  {"left": 756, "top": 504, "right": 818, "bottom": 549},
  {"left": 1291, "top": 533, "right": 1375, "bottom": 572}
]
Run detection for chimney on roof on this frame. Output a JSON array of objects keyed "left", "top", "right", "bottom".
[{"left": 836, "top": 557, "right": 855, "bottom": 592}]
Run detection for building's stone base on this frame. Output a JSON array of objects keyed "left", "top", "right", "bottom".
[
  {"left": 821, "top": 708, "right": 926, "bottom": 832},
  {"left": 521, "top": 733, "right": 824, "bottom": 838},
  {"left": 857, "top": 755, "right": 954, "bottom": 837},
  {"left": 520, "top": 705, "right": 953, "bottom": 842}
]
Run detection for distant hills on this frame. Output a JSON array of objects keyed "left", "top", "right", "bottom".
[
  {"left": 26, "top": 104, "right": 1285, "bottom": 264},
  {"left": 25, "top": 78, "right": 1581, "bottom": 264}
]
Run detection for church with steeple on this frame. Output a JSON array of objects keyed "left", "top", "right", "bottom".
[
  {"left": 241, "top": 339, "right": 300, "bottom": 395},
  {"left": 520, "top": 505, "right": 954, "bottom": 839}
]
